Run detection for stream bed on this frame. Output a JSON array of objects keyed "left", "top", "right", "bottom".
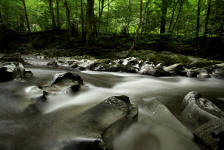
[{"left": 0, "top": 67, "right": 224, "bottom": 150}]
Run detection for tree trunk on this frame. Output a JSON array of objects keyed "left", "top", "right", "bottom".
[
  {"left": 130, "top": 0, "right": 143, "bottom": 51},
  {"left": 142, "top": 0, "right": 150, "bottom": 34},
  {"left": 86, "top": 0, "right": 95, "bottom": 46},
  {"left": 220, "top": 11, "right": 224, "bottom": 39},
  {"left": 21, "top": 0, "right": 31, "bottom": 32},
  {"left": 98, "top": 0, "right": 104, "bottom": 34},
  {"left": 204, "top": 0, "right": 211, "bottom": 37},
  {"left": 49, "top": 0, "right": 57, "bottom": 30},
  {"left": 0, "top": 9, "right": 5, "bottom": 52},
  {"left": 160, "top": 0, "right": 167, "bottom": 34},
  {"left": 168, "top": 0, "right": 178, "bottom": 32},
  {"left": 64, "top": 0, "right": 72, "bottom": 39},
  {"left": 80, "top": 0, "right": 85, "bottom": 42},
  {"left": 196, "top": 0, "right": 201, "bottom": 47},
  {"left": 56, "top": 0, "right": 60, "bottom": 29},
  {"left": 107, "top": 0, "right": 110, "bottom": 32},
  {"left": 171, "top": 0, "right": 183, "bottom": 32}
]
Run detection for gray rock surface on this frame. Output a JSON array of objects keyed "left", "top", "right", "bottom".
[{"left": 181, "top": 91, "right": 224, "bottom": 129}]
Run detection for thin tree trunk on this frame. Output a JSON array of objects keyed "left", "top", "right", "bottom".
[
  {"left": 130, "top": 0, "right": 143, "bottom": 51},
  {"left": 81, "top": 0, "right": 85, "bottom": 42},
  {"left": 171, "top": 0, "right": 183, "bottom": 32},
  {"left": 160, "top": 0, "right": 167, "bottom": 34},
  {"left": 0, "top": 9, "right": 5, "bottom": 51},
  {"left": 168, "top": 0, "right": 178, "bottom": 32},
  {"left": 86, "top": 0, "right": 95, "bottom": 46},
  {"left": 107, "top": 0, "right": 110, "bottom": 32},
  {"left": 142, "top": 0, "right": 150, "bottom": 34},
  {"left": 204, "top": 0, "right": 211, "bottom": 37},
  {"left": 21, "top": 0, "right": 31, "bottom": 32},
  {"left": 196, "top": 0, "right": 201, "bottom": 47},
  {"left": 126, "top": 0, "right": 132, "bottom": 34},
  {"left": 56, "top": 0, "right": 60, "bottom": 29},
  {"left": 49, "top": 0, "right": 57, "bottom": 30},
  {"left": 220, "top": 11, "right": 224, "bottom": 38},
  {"left": 64, "top": 0, "right": 72, "bottom": 39},
  {"left": 98, "top": 0, "right": 104, "bottom": 34}
]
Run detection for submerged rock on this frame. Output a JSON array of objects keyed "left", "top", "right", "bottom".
[
  {"left": 181, "top": 91, "right": 224, "bottom": 129},
  {"left": 40, "top": 72, "right": 83, "bottom": 94},
  {"left": 62, "top": 139, "right": 106, "bottom": 150},
  {"left": 113, "top": 121, "right": 200, "bottom": 150}
]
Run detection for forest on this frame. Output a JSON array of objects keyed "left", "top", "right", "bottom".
[
  {"left": 0, "top": 0, "right": 223, "bottom": 58},
  {"left": 0, "top": 0, "right": 224, "bottom": 150}
]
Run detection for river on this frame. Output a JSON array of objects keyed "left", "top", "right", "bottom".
[{"left": 0, "top": 67, "right": 224, "bottom": 150}]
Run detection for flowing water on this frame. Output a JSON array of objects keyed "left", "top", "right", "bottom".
[{"left": 0, "top": 67, "right": 224, "bottom": 150}]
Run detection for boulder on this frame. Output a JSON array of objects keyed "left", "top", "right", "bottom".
[
  {"left": 0, "top": 53, "right": 24, "bottom": 63},
  {"left": 163, "top": 64, "right": 185, "bottom": 75},
  {"left": 186, "top": 69, "right": 199, "bottom": 78},
  {"left": 39, "top": 72, "right": 83, "bottom": 94},
  {"left": 197, "top": 69, "right": 210, "bottom": 78},
  {"left": 47, "top": 61, "right": 58, "bottom": 67},
  {"left": 72, "top": 95, "right": 138, "bottom": 150},
  {"left": 212, "top": 68, "right": 224, "bottom": 79},
  {"left": 181, "top": 91, "right": 224, "bottom": 130},
  {"left": 22, "top": 96, "right": 137, "bottom": 150},
  {"left": 186, "top": 68, "right": 210, "bottom": 78},
  {"left": 194, "top": 119, "right": 224, "bottom": 150},
  {"left": 140, "top": 63, "right": 169, "bottom": 77},
  {"left": 0, "top": 62, "right": 25, "bottom": 82},
  {"left": 24, "top": 70, "right": 34, "bottom": 78}
]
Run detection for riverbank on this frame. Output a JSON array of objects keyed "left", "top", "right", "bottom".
[{"left": 1, "top": 50, "right": 224, "bottom": 80}]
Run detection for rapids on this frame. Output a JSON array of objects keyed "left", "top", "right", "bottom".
[{"left": 0, "top": 67, "right": 224, "bottom": 150}]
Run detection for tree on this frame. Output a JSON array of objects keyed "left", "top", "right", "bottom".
[
  {"left": 130, "top": 0, "right": 143, "bottom": 50},
  {"left": 80, "top": 0, "right": 85, "bottom": 42},
  {"left": 21, "top": 0, "right": 30, "bottom": 32},
  {"left": 86, "top": 0, "right": 95, "bottom": 46},
  {"left": 56, "top": 0, "right": 60, "bottom": 29},
  {"left": 98, "top": 0, "right": 105, "bottom": 33},
  {"left": 48, "top": 0, "right": 57, "bottom": 30},
  {"left": 64, "top": 0, "right": 72, "bottom": 39},
  {"left": 196, "top": 0, "right": 201, "bottom": 47},
  {"left": 168, "top": 0, "right": 179, "bottom": 32},
  {"left": 204, "top": 0, "right": 211, "bottom": 37},
  {"left": 171, "top": 0, "right": 184, "bottom": 32},
  {"left": 160, "top": 0, "right": 167, "bottom": 34}
]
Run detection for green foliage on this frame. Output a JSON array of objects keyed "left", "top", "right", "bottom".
[{"left": 0, "top": 0, "right": 223, "bottom": 38}]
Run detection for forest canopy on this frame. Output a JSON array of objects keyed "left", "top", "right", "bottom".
[{"left": 0, "top": 0, "right": 223, "bottom": 37}]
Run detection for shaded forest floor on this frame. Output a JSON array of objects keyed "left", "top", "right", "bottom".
[{"left": 1, "top": 30, "right": 224, "bottom": 67}]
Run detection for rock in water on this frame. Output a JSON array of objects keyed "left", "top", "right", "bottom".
[
  {"left": 40, "top": 72, "right": 83, "bottom": 93},
  {"left": 67, "top": 95, "right": 138, "bottom": 150},
  {"left": 181, "top": 91, "right": 224, "bottom": 129},
  {"left": 15, "top": 96, "right": 138, "bottom": 150},
  {"left": 163, "top": 64, "right": 185, "bottom": 75},
  {"left": 0, "top": 62, "right": 25, "bottom": 82},
  {"left": 212, "top": 68, "right": 224, "bottom": 79},
  {"left": 47, "top": 61, "right": 58, "bottom": 67},
  {"left": 0, "top": 53, "right": 24, "bottom": 63},
  {"left": 140, "top": 63, "right": 168, "bottom": 77},
  {"left": 194, "top": 119, "right": 224, "bottom": 150}
]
